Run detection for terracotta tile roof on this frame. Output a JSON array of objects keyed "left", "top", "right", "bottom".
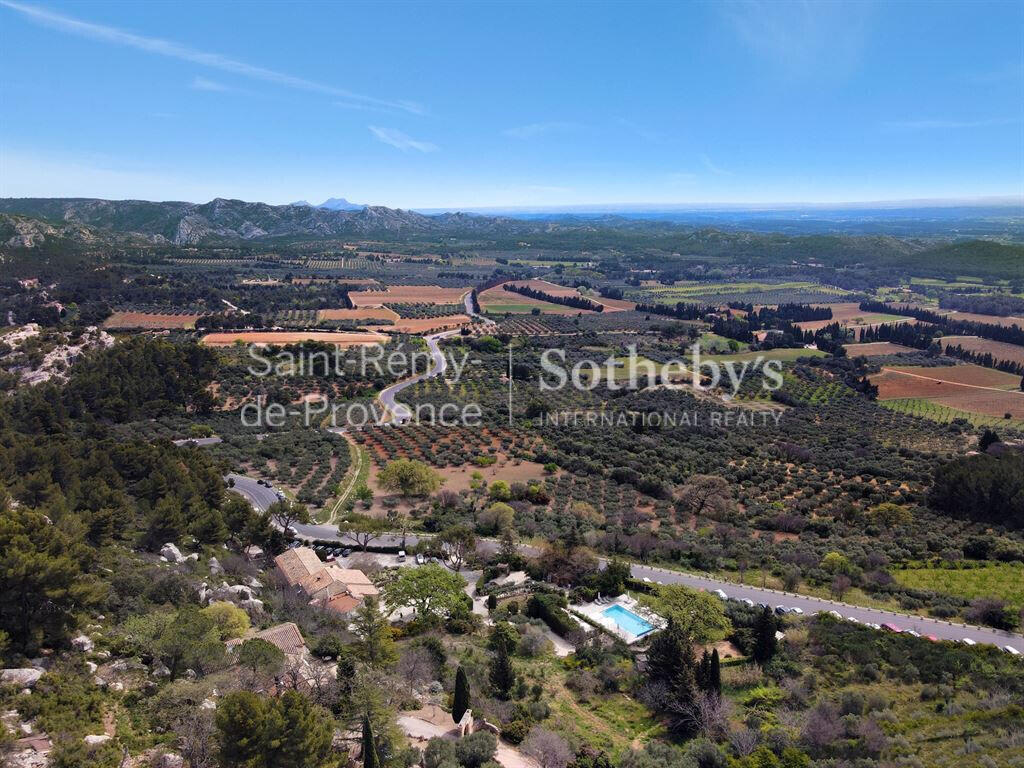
[
  {"left": 253, "top": 622, "right": 307, "bottom": 657},
  {"left": 274, "top": 547, "right": 323, "bottom": 586},
  {"left": 322, "top": 593, "right": 361, "bottom": 616}
]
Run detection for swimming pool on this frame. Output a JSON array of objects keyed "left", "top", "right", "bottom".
[{"left": 602, "top": 604, "right": 654, "bottom": 636}]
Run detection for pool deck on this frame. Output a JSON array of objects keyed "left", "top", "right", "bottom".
[{"left": 572, "top": 594, "right": 665, "bottom": 645}]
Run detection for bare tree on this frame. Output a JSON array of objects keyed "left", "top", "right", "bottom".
[
  {"left": 522, "top": 727, "right": 573, "bottom": 768},
  {"left": 831, "top": 574, "right": 852, "bottom": 600},
  {"left": 801, "top": 702, "right": 843, "bottom": 753},
  {"left": 396, "top": 646, "right": 437, "bottom": 692},
  {"left": 681, "top": 691, "right": 733, "bottom": 741},
  {"left": 175, "top": 710, "right": 216, "bottom": 768},
  {"left": 730, "top": 728, "right": 760, "bottom": 757},
  {"left": 677, "top": 475, "right": 732, "bottom": 519}
]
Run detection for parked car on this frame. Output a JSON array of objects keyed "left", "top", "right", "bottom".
[
  {"left": 341, "top": 548, "right": 352, "bottom": 557},
  {"left": 713, "top": 589, "right": 728, "bottom": 600},
  {"left": 905, "top": 630, "right": 920, "bottom": 638},
  {"left": 415, "top": 553, "right": 425, "bottom": 565},
  {"left": 1003, "top": 645, "right": 1020, "bottom": 655},
  {"left": 397, "top": 550, "right": 406, "bottom": 562},
  {"left": 774, "top": 606, "right": 788, "bottom": 615},
  {"left": 790, "top": 607, "right": 804, "bottom": 615},
  {"left": 881, "top": 623, "right": 903, "bottom": 633},
  {"left": 742, "top": 598, "right": 755, "bottom": 607},
  {"left": 961, "top": 638, "right": 977, "bottom": 646}
]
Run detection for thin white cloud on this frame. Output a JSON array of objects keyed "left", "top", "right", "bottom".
[
  {"left": 368, "top": 126, "right": 438, "bottom": 153},
  {"left": 191, "top": 76, "right": 228, "bottom": 92},
  {"left": 722, "top": 0, "right": 871, "bottom": 78},
  {"left": 502, "top": 122, "right": 578, "bottom": 139},
  {"left": 882, "top": 117, "right": 1019, "bottom": 131},
  {"left": 701, "top": 155, "right": 733, "bottom": 176},
  {"left": 616, "top": 118, "right": 665, "bottom": 144},
  {"left": 0, "top": 0, "right": 423, "bottom": 114}
]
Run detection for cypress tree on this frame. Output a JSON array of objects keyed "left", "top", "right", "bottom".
[
  {"left": 710, "top": 648, "right": 721, "bottom": 696},
  {"left": 489, "top": 623, "right": 517, "bottom": 699},
  {"left": 362, "top": 714, "right": 379, "bottom": 768},
  {"left": 697, "top": 649, "right": 711, "bottom": 691},
  {"left": 453, "top": 665, "right": 471, "bottom": 723},
  {"left": 753, "top": 607, "right": 777, "bottom": 666}
]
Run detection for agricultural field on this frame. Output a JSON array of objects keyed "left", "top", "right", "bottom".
[
  {"left": 879, "top": 397, "right": 1024, "bottom": 429},
  {"left": 349, "top": 284, "right": 469, "bottom": 306},
  {"left": 893, "top": 562, "right": 1024, "bottom": 610},
  {"left": 872, "top": 364, "right": 1024, "bottom": 422},
  {"left": 367, "top": 314, "right": 473, "bottom": 334},
  {"left": 504, "top": 279, "right": 635, "bottom": 311},
  {"left": 794, "top": 302, "right": 914, "bottom": 332},
  {"left": 942, "top": 335, "right": 1024, "bottom": 366},
  {"left": 843, "top": 341, "right": 916, "bottom": 356},
  {"left": 351, "top": 423, "right": 534, "bottom": 467},
  {"left": 626, "top": 280, "right": 852, "bottom": 307},
  {"left": 317, "top": 306, "right": 400, "bottom": 322},
  {"left": 199, "top": 330, "right": 386, "bottom": 346},
  {"left": 479, "top": 282, "right": 595, "bottom": 314},
  {"left": 102, "top": 310, "right": 202, "bottom": 329},
  {"left": 387, "top": 302, "right": 465, "bottom": 318}
]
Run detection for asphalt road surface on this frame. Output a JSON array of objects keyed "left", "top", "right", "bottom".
[
  {"left": 224, "top": 318, "right": 1023, "bottom": 652},
  {"left": 173, "top": 436, "right": 223, "bottom": 447},
  {"left": 222, "top": 480, "right": 1024, "bottom": 651},
  {"left": 463, "top": 290, "right": 495, "bottom": 324},
  {"left": 377, "top": 329, "right": 460, "bottom": 423}
]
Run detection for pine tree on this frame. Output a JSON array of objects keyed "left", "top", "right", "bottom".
[
  {"left": 362, "top": 714, "right": 379, "bottom": 768},
  {"left": 752, "top": 607, "right": 778, "bottom": 666},
  {"left": 453, "top": 665, "right": 471, "bottom": 723},
  {"left": 709, "top": 648, "right": 721, "bottom": 696}
]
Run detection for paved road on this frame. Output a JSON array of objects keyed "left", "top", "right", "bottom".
[
  {"left": 223, "top": 485, "right": 1024, "bottom": 651},
  {"left": 173, "top": 436, "right": 223, "bottom": 447},
  {"left": 463, "top": 290, "right": 495, "bottom": 324},
  {"left": 377, "top": 329, "right": 460, "bottom": 422},
  {"left": 226, "top": 473, "right": 280, "bottom": 512}
]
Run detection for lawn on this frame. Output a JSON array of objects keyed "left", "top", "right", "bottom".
[{"left": 893, "top": 563, "right": 1024, "bottom": 609}]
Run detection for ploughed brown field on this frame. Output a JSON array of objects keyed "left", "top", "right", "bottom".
[
  {"left": 318, "top": 307, "right": 400, "bottom": 322},
  {"left": 941, "top": 335, "right": 1024, "bottom": 366},
  {"left": 871, "top": 364, "right": 1024, "bottom": 419},
  {"left": 882, "top": 303, "right": 1024, "bottom": 329},
  {"left": 103, "top": 311, "right": 201, "bottom": 329},
  {"left": 843, "top": 341, "right": 916, "bottom": 355},
  {"left": 794, "top": 302, "right": 914, "bottom": 333},
  {"left": 200, "top": 331, "right": 386, "bottom": 347},
  {"left": 504, "top": 279, "right": 635, "bottom": 311},
  {"left": 478, "top": 284, "right": 592, "bottom": 314},
  {"left": 367, "top": 315, "right": 473, "bottom": 333},
  {"left": 349, "top": 285, "right": 469, "bottom": 306}
]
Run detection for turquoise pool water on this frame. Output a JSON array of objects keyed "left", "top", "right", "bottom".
[{"left": 602, "top": 604, "right": 654, "bottom": 636}]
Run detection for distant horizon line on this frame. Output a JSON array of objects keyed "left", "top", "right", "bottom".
[{"left": 2, "top": 194, "right": 1022, "bottom": 214}]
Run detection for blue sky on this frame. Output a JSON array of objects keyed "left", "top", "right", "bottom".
[{"left": 1, "top": 0, "right": 1022, "bottom": 209}]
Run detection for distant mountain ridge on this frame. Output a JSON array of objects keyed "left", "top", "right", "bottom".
[
  {"left": 319, "top": 197, "right": 364, "bottom": 211},
  {"left": 0, "top": 197, "right": 498, "bottom": 245}
]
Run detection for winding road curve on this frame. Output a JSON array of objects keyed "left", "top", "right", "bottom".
[{"left": 377, "top": 329, "right": 461, "bottom": 423}]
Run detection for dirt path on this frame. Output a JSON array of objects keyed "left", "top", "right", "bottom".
[
  {"left": 326, "top": 437, "right": 366, "bottom": 524},
  {"left": 880, "top": 367, "right": 1024, "bottom": 395}
]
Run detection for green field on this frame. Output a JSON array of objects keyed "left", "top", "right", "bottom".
[
  {"left": 702, "top": 347, "right": 827, "bottom": 363},
  {"left": 894, "top": 562, "right": 1024, "bottom": 609},
  {"left": 879, "top": 397, "right": 1024, "bottom": 430}
]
